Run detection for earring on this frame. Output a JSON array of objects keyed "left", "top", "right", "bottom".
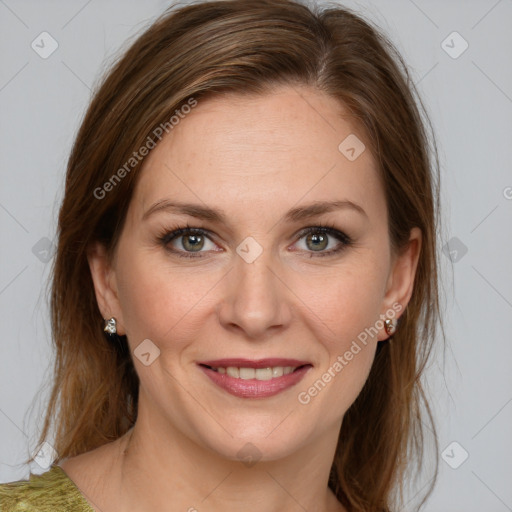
[
  {"left": 104, "top": 317, "right": 117, "bottom": 335},
  {"left": 384, "top": 318, "right": 397, "bottom": 336}
]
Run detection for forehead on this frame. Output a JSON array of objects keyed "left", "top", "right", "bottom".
[{"left": 133, "top": 86, "right": 384, "bottom": 219}]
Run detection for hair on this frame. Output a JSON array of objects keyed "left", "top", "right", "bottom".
[{"left": 31, "top": 1, "right": 442, "bottom": 510}]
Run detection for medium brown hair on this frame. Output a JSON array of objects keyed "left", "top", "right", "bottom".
[{"left": 33, "top": 1, "right": 442, "bottom": 510}]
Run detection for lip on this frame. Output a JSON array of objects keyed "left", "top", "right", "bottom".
[
  {"left": 197, "top": 359, "right": 313, "bottom": 399},
  {"left": 198, "top": 358, "right": 311, "bottom": 369}
]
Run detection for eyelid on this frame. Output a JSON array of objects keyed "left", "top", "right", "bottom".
[
  {"left": 289, "top": 225, "right": 352, "bottom": 257},
  {"left": 159, "top": 225, "right": 213, "bottom": 245},
  {"left": 293, "top": 225, "right": 351, "bottom": 244},
  {"left": 158, "top": 225, "right": 222, "bottom": 258}
]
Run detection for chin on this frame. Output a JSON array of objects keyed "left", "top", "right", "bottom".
[{"left": 191, "top": 418, "right": 311, "bottom": 464}]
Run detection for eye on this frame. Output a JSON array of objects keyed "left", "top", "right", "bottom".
[
  {"left": 158, "top": 223, "right": 352, "bottom": 259},
  {"left": 293, "top": 225, "right": 352, "bottom": 257},
  {"left": 158, "top": 225, "right": 219, "bottom": 258}
]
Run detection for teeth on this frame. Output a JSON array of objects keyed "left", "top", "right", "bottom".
[
  {"left": 213, "top": 366, "right": 298, "bottom": 380},
  {"left": 239, "top": 367, "right": 257, "bottom": 380},
  {"left": 226, "top": 367, "right": 239, "bottom": 378},
  {"left": 272, "top": 367, "right": 284, "bottom": 378}
]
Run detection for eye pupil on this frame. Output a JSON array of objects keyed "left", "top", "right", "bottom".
[
  {"left": 182, "top": 234, "right": 204, "bottom": 251},
  {"left": 306, "top": 232, "right": 328, "bottom": 251}
]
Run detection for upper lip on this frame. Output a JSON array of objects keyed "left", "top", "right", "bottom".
[{"left": 198, "top": 358, "right": 312, "bottom": 369}]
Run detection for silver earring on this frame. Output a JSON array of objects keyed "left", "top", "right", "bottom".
[
  {"left": 104, "top": 317, "right": 117, "bottom": 335},
  {"left": 384, "top": 318, "right": 397, "bottom": 336}
]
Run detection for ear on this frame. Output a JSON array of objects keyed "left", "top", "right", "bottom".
[
  {"left": 87, "top": 242, "right": 126, "bottom": 336},
  {"left": 378, "top": 227, "right": 422, "bottom": 341}
]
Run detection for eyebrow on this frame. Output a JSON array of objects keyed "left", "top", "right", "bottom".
[{"left": 142, "top": 199, "right": 368, "bottom": 223}]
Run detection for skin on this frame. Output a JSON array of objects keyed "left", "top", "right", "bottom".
[{"left": 60, "top": 85, "right": 421, "bottom": 512}]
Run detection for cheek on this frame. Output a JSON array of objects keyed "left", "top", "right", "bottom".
[
  {"left": 293, "top": 299, "right": 379, "bottom": 418},
  {"left": 295, "top": 256, "right": 388, "bottom": 345},
  {"left": 290, "top": 254, "right": 387, "bottom": 407},
  {"left": 114, "top": 248, "right": 219, "bottom": 349}
]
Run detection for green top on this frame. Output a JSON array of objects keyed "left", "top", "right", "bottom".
[{"left": 0, "top": 465, "right": 95, "bottom": 511}]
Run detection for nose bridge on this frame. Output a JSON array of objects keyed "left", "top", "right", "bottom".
[{"left": 218, "top": 244, "right": 290, "bottom": 338}]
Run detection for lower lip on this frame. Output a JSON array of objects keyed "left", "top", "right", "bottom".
[{"left": 199, "top": 365, "right": 312, "bottom": 399}]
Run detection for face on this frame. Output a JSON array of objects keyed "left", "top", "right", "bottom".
[{"left": 89, "top": 85, "right": 420, "bottom": 461}]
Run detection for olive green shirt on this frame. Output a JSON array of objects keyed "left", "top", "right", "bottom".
[{"left": 0, "top": 465, "right": 94, "bottom": 511}]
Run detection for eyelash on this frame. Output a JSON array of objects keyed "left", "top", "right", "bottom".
[{"left": 157, "top": 222, "right": 353, "bottom": 259}]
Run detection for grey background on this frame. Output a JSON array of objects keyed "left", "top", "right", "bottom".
[{"left": 1, "top": 0, "right": 511, "bottom": 510}]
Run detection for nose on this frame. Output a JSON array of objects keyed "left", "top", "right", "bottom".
[{"left": 216, "top": 251, "right": 292, "bottom": 340}]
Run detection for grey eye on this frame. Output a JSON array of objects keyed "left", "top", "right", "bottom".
[
  {"left": 305, "top": 232, "right": 328, "bottom": 251},
  {"left": 181, "top": 233, "right": 205, "bottom": 252}
]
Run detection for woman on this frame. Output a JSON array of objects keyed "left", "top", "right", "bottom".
[{"left": 0, "top": 0, "right": 441, "bottom": 511}]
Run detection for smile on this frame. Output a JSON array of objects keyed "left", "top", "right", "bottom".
[
  {"left": 208, "top": 365, "right": 300, "bottom": 380},
  {"left": 197, "top": 359, "right": 313, "bottom": 399}
]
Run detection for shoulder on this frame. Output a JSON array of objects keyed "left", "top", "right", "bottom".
[{"left": 0, "top": 465, "right": 94, "bottom": 512}]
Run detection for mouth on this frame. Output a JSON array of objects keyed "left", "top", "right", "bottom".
[
  {"left": 199, "top": 363, "right": 311, "bottom": 380},
  {"left": 197, "top": 358, "right": 313, "bottom": 398}
]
